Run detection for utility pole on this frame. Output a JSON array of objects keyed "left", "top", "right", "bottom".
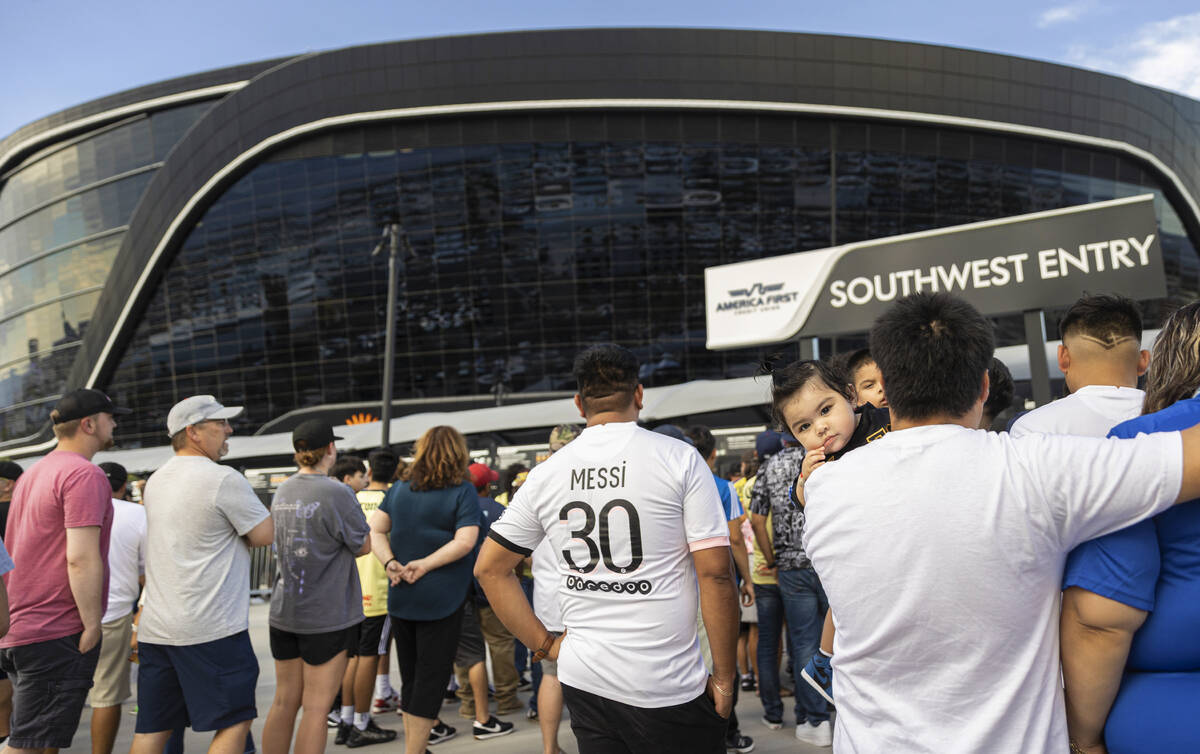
[{"left": 372, "top": 222, "right": 406, "bottom": 447}]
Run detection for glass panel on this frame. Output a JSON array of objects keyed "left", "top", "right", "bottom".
[
  {"left": 0, "top": 232, "right": 122, "bottom": 319},
  {"left": 89, "top": 114, "right": 1200, "bottom": 448},
  {"left": 0, "top": 290, "right": 100, "bottom": 366}
]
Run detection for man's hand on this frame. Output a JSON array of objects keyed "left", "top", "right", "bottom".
[
  {"left": 800, "top": 450, "right": 826, "bottom": 482},
  {"left": 739, "top": 582, "right": 754, "bottom": 607},
  {"left": 79, "top": 624, "right": 101, "bottom": 654},
  {"left": 706, "top": 676, "right": 734, "bottom": 718},
  {"left": 547, "top": 630, "right": 567, "bottom": 662}
]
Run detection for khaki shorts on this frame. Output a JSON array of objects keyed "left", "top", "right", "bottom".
[{"left": 89, "top": 614, "right": 134, "bottom": 707}]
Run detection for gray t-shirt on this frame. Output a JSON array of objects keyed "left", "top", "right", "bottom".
[
  {"left": 139, "top": 456, "right": 270, "bottom": 646},
  {"left": 269, "top": 473, "right": 369, "bottom": 633}
]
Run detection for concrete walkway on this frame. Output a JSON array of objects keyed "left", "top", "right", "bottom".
[{"left": 64, "top": 603, "right": 829, "bottom": 753}]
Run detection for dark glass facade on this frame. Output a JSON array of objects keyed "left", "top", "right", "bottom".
[
  {"left": 0, "top": 101, "right": 214, "bottom": 441},
  {"left": 100, "top": 113, "right": 1200, "bottom": 448}
]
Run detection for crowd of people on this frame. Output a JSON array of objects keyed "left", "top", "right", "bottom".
[{"left": 0, "top": 289, "right": 1196, "bottom": 754}]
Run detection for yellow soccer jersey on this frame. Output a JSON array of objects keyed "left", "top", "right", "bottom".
[{"left": 356, "top": 489, "right": 389, "bottom": 617}]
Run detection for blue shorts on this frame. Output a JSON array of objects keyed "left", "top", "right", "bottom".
[{"left": 135, "top": 631, "right": 258, "bottom": 733}]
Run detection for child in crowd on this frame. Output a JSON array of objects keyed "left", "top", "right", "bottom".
[{"left": 771, "top": 357, "right": 891, "bottom": 705}]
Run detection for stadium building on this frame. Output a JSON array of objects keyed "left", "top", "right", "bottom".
[{"left": 3, "top": 28, "right": 1199, "bottom": 457}]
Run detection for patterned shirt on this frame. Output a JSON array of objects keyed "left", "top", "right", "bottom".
[{"left": 749, "top": 446, "right": 809, "bottom": 571}]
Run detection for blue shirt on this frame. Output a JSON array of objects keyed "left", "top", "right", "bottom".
[
  {"left": 713, "top": 474, "right": 743, "bottom": 522},
  {"left": 1063, "top": 396, "right": 1200, "bottom": 752},
  {"left": 470, "top": 494, "right": 507, "bottom": 606},
  {"left": 379, "top": 480, "right": 480, "bottom": 621}
]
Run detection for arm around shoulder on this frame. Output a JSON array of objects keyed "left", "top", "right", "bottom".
[{"left": 1175, "top": 423, "right": 1200, "bottom": 503}]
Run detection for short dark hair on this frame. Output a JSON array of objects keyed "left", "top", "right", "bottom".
[
  {"left": 367, "top": 448, "right": 399, "bottom": 484},
  {"left": 685, "top": 425, "right": 717, "bottom": 460},
  {"left": 843, "top": 348, "right": 876, "bottom": 380},
  {"left": 983, "top": 357, "right": 1015, "bottom": 421},
  {"left": 1059, "top": 293, "right": 1143, "bottom": 344},
  {"left": 573, "top": 344, "right": 639, "bottom": 414},
  {"left": 770, "top": 360, "right": 854, "bottom": 428},
  {"left": 331, "top": 455, "right": 366, "bottom": 482},
  {"left": 869, "top": 293, "right": 995, "bottom": 421}
]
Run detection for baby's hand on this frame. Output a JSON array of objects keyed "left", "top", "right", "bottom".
[{"left": 801, "top": 448, "right": 827, "bottom": 481}]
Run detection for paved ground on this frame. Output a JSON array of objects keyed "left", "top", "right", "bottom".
[{"left": 64, "top": 603, "right": 829, "bottom": 753}]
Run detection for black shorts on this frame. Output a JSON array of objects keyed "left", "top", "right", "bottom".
[
  {"left": 351, "top": 615, "right": 391, "bottom": 658},
  {"left": 454, "top": 601, "right": 486, "bottom": 668},
  {"left": 136, "top": 631, "right": 258, "bottom": 734},
  {"left": 269, "top": 626, "right": 356, "bottom": 665},
  {"left": 392, "top": 604, "right": 464, "bottom": 720},
  {"left": 562, "top": 684, "right": 726, "bottom": 754},
  {"left": 0, "top": 633, "right": 100, "bottom": 749}
]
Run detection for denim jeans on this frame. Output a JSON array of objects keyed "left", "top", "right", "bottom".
[
  {"left": 753, "top": 581, "right": 793, "bottom": 722},
  {"left": 777, "top": 567, "right": 830, "bottom": 725}
]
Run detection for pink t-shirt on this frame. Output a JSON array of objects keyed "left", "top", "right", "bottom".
[{"left": 1, "top": 450, "right": 112, "bottom": 647}]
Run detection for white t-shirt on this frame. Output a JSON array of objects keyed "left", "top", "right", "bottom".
[
  {"left": 139, "top": 456, "right": 269, "bottom": 645},
  {"left": 102, "top": 499, "right": 147, "bottom": 624},
  {"left": 531, "top": 539, "right": 564, "bottom": 632},
  {"left": 489, "top": 421, "right": 729, "bottom": 708},
  {"left": 803, "top": 425, "right": 1182, "bottom": 753},
  {"left": 1009, "top": 385, "right": 1144, "bottom": 439}
]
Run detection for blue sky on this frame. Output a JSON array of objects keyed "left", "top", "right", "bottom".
[{"left": 2, "top": 0, "right": 1199, "bottom": 139}]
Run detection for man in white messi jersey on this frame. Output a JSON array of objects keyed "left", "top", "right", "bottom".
[{"left": 476, "top": 344, "right": 741, "bottom": 754}]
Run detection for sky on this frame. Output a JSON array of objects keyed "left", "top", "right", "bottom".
[{"left": 2, "top": 0, "right": 1200, "bottom": 139}]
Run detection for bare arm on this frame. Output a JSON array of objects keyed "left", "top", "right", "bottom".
[
  {"left": 356, "top": 537, "right": 372, "bottom": 557},
  {"left": 727, "top": 517, "right": 754, "bottom": 606},
  {"left": 1061, "top": 586, "right": 1146, "bottom": 752},
  {"left": 695, "top": 545, "right": 740, "bottom": 718},
  {"left": 66, "top": 526, "right": 103, "bottom": 652},
  {"left": 404, "top": 526, "right": 479, "bottom": 583},
  {"left": 750, "top": 513, "right": 775, "bottom": 567},
  {"left": 244, "top": 515, "right": 274, "bottom": 548},
  {"left": 369, "top": 509, "right": 405, "bottom": 585},
  {"left": 475, "top": 538, "right": 564, "bottom": 658}
]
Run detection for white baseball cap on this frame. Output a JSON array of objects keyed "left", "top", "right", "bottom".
[{"left": 166, "top": 395, "right": 244, "bottom": 437}]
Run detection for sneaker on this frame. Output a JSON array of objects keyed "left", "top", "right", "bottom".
[
  {"left": 372, "top": 692, "right": 399, "bottom": 714},
  {"left": 428, "top": 721, "right": 457, "bottom": 746},
  {"left": 334, "top": 722, "right": 351, "bottom": 746},
  {"left": 794, "top": 720, "right": 832, "bottom": 747},
  {"left": 517, "top": 674, "right": 531, "bottom": 688},
  {"left": 800, "top": 652, "right": 834, "bottom": 705},
  {"left": 328, "top": 711, "right": 342, "bottom": 729},
  {"left": 346, "top": 721, "right": 397, "bottom": 748},
  {"left": 740, "top": 674, "right": 756, "bottom": 692},
  {"left": 760, "top": 716, "right": 782, "bottom": 730},
  {"left": 473, "top": 715, "right": 515, "bottom": 740},
  {"left": 525, "top": 707, "right": 538, "bottom": 720},
  {"left": 725, "top": 733, "right": 755, "bottom": 753}
]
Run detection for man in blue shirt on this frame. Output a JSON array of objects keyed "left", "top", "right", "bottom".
[{"left": 686, "top": 425, "right": 755, "bottom": 754}]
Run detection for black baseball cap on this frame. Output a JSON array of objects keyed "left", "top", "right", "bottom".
[
  {"left": 292, "top": 419, "right": 343, "bottom": 451},
  {"left": 98, "top": 462, "right": 128, "bottom": 491},
  {"left": 52, "top": 389, "right": 131, "bottom": 424},
  {"left": 0, "top": 461, "right": 22, "bottom": 481}
]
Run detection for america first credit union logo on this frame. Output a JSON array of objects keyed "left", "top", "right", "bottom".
[{"left": 716, "top": 281, "right": 799, "bottom": 315}]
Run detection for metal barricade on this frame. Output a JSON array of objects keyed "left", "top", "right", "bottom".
[{"left": 249, "top": 545, "right": 276, "bottom": 599}]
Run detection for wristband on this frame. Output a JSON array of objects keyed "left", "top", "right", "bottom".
[
  {"left": 385, "top": 557, "right": 398, "bottom": 569},
  {"left": 531, "top": 632, "right": 556, "bottom": 662}
]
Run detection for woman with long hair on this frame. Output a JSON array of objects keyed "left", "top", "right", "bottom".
[
  {"left": 369, "top": 426, "right": 481, "bottom": 754},
  {"left": 1062, "top": 301, "right": 1200, "bottom": 754}
]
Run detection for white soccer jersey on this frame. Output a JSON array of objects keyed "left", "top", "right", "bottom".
[
  {"left": 1009, "top": 385, "right": 1144, "bottom": 439},
  {"left": 489, "top": 421, "right": 729, "bottom": 708}
]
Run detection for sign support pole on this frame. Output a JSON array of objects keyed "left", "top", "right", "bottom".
[
  {"left": 1023, "top": 309, "right": 1052, "bottom": 407},
  {"left": 799, "top": 337, "right": 819, "bottom": 361}
]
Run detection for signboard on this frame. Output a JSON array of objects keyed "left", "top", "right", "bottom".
[{"left": 705, "top": 195, "right": 1166, "bottom": 349}]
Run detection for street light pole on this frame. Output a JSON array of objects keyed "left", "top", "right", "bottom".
[{"left": 372, "top": 222, "right": 404, "bottom": 447}]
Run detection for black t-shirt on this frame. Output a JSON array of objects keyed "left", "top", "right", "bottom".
[
  {"left": 826, "top": 403, "right": 891, "bottom": 462},
  {"left": 789, "top": 403, "right": 890, "bottom": 507}
]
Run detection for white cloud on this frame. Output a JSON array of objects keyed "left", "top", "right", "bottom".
[
  {"left": 1037, "top": 2, "right": 1092, "bottom": 29},
  {"left": 1068, "top": 12, "right": 1200, "bottom": 98}
]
